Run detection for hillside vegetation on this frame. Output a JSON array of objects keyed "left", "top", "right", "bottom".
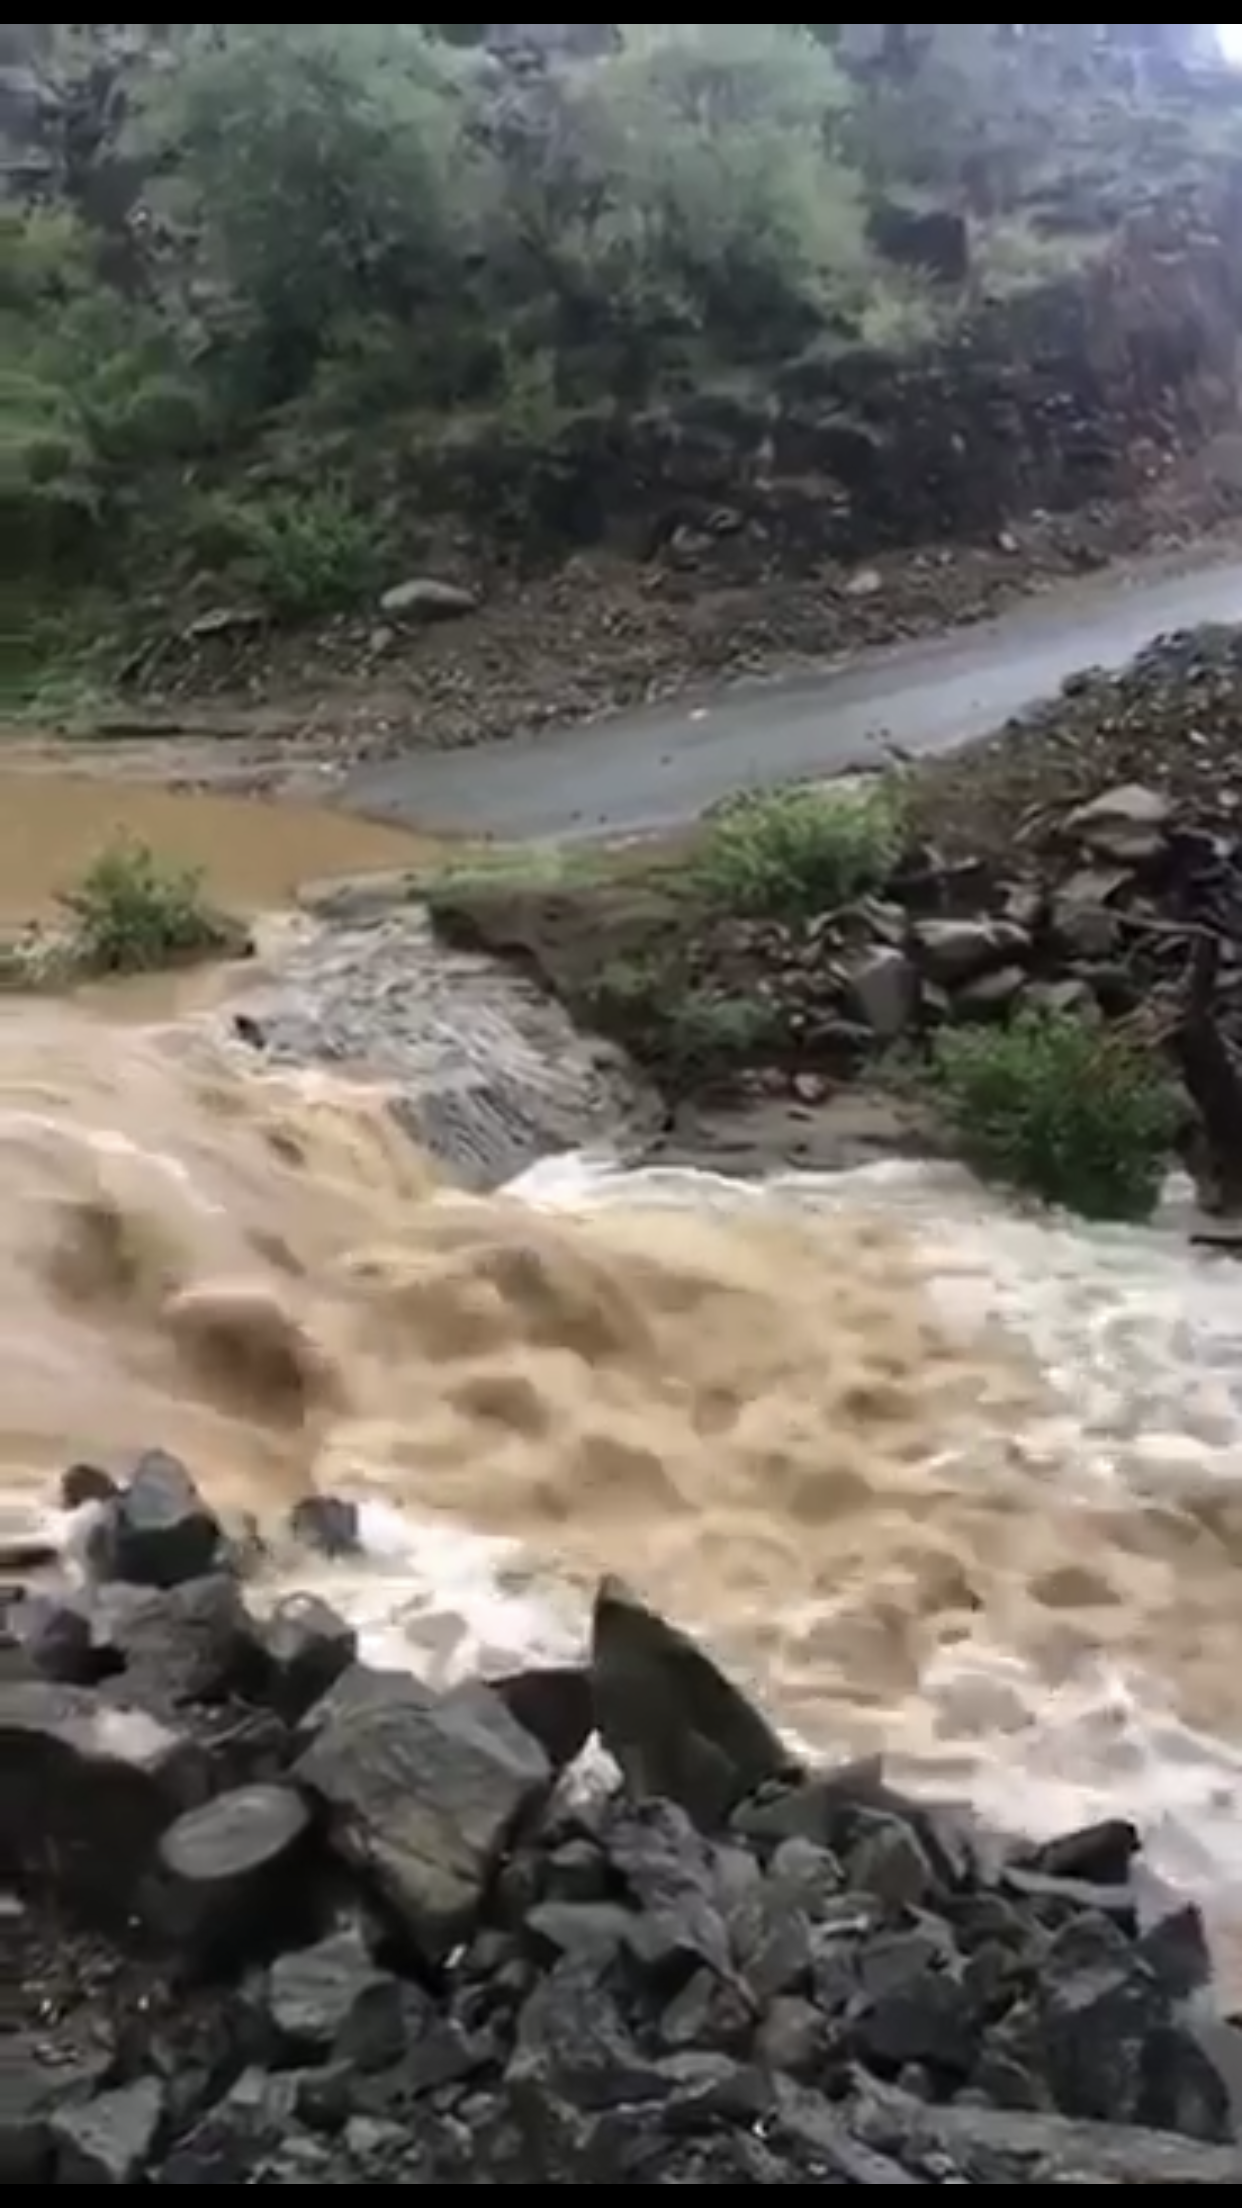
[{"left": 3, "top": 22, "right": 1239, "bottom": 689}]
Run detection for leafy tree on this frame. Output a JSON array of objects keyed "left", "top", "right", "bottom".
[
  {"left": 133, "top": 24, "right": 490, "bottom": 398},
  {"left": 492, "top": 25, "right": 866, "bottom": 357}
]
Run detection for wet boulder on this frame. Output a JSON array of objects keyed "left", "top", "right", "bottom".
[
  {"left": 287, "top": 1494, "right": 363, "bottom": 1560},
  {"left": 85, "top": 1451, "right": 225, "bottom": 1591},
  {"left": 591, "top": 1576, "right": 793, "bottom": 1830},
  {"left": 8, "top": 1590, "right": 102, "bottom": 1687},
  {"left": 485, "top": 1664, "right": 595, "bottom": 1773},
  {"left": 254, "top": 1595, "right": 357, "bottom": 1724},
  {"left": 0, "top": 1680, "right": 207, "bottom": 1920}
]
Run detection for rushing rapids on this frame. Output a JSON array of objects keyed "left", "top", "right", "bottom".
[
  {"left": 1, "top": 769, "right": 1241, "bottom": 1965},
  {"left": 4, "top": 980, "right": 1242, "bottom": 1949}
]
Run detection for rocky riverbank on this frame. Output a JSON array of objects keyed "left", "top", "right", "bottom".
[
  {"left": 4, "top": 1454, "right": 1242, "bottom": 2183},
  {"left": 423, "top": 626, "right": 1242, "bottom": 1211}
]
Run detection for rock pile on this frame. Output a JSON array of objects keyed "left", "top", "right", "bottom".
[
  {"left": 4, "top": 1454, "right": 1241, "bottom": 2183},
  {"left": 692, "top": 776, "right": 1242, "bottom": 1058},
  {"left": 910, "top": 624, "right": 1242, "bottom": 860}
]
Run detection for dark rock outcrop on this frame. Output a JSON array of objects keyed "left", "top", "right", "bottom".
[{"left": 3, "top": 1452, "right": 1241, "bottom": 2184}]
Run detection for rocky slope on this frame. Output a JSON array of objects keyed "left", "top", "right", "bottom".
[{"left": 4, "top": 1454, "right": 1241, "bottom": 2182}]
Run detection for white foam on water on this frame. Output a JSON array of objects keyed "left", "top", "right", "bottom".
[
  {"left": 27, "top": 1139, "right": 1242, "bottom": 1957},
  {"left": 272, "top": 1147, "right": 1242, "bottom": 1937}
]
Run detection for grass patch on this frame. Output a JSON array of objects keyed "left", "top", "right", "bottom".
[
  {"left": 693, "top": 782, "right": 904, "bottom": 921},
  {"left": 191, "top": 486, "right": 384, "bottom": 621},
  {"left": 931, "top": 1008, "right": 1180, "bottom": 1221}
]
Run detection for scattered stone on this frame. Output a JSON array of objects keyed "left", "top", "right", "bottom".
[
  {"left": 911, "top": 916, "right": 1031, "bottom": 986},
  {"left": 954, "top": 962, "right": 1027, "bottom": 1016},
  {"left": 85, "top": 1452, "right": 224, "bottom": 1591},
  {"left": 1066, "top": 780, "right": 1173, "bottom": 863},
  {"left": 1051, "top": 867, "right": 1129, "bottom": 957},
  {"left": 89, "top": 1573, "right": 259, "bottom": 1705},
  {"left": 155, "top": 2069, "right": 304, "bottom": 2183},
  {"left": 10, "top": 1591, "right": 101, "bottom": 1686},
  {"left": 267, "top": 1924, "right": 408, "bottom": 2071},
  {"left": 855, "top": 2087, "right": 1242, "bottom": 2184},
  {"left": 844, "top": 565, "right": 884, "bottom": 598},
  {"left": 379, "top": 576, "right": 479, "bottom": 622}
]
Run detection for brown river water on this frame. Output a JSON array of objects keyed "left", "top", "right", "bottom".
[{"left": 4, "top": 771, "right": 1242, "bottom": 1949}]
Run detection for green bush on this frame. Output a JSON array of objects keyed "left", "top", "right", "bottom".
[
  {"left": 136, "top": 23, "right": 486, "bottom": 394},
  {"left": 694, "top": 782, "right": 904, "bottom": 920},
  {"left": 569, "top": 25, "right": 867, "bottom": 336},
  {"left": 194, "top": 487, "right": 381, "bottom": 619},
  {"left": 587, "top": 955, "right": 782, "bottom": 1079},
  {"left": 932, "top": 1009, "right": 1180, "bottom": 1221},
  {"left": 0, "top": 209, "right": 203, "bottom": 586},
  {"left": 666, "top": 988, "right": 784, "bottom": 1075},
  {"left": 59, "top": 838, "right": 240, "bottom": 975}
]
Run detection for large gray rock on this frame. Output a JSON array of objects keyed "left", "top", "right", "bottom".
[
  {"left": 295, "top": 1668, "right": 551, "bottom": 1962},
  {"left": 255, "top": 1594, "right": 357, "bottom": 1723},
  {"left": 88, "top": 1574, "right": 257, "bottom": 1705},
  {"left": 854, "top": 2087, "right": 1242, "bottom": 2184}
]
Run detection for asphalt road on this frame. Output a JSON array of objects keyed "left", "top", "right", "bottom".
[{"left": 343, "top": 551, "right": 1242, "bottom": 841}]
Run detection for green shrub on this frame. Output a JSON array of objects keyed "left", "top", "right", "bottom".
[
  {"left": 588, "top": 955, "right": 782, "bottom": 1079},
  {"left": 136, "top": 23, "right": 485, "bottom": 389},
  {"left": 591, "top": 25, "right": 867, "bottom": 335},
  {"left": 194, "top": 487, "right": 381, "bottom": 619},
  {"left": 932, "top": 1009, "right": 1180, "bottom": 1221},
  {"left": 694, "top": 782, "right": 903, "bottom": 921},
  {"left": 60, "top": 838, "right": 240, "bottom": 975},
  {"left": 666, "top": 988, "right": 784, "bottom": 1074}
]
